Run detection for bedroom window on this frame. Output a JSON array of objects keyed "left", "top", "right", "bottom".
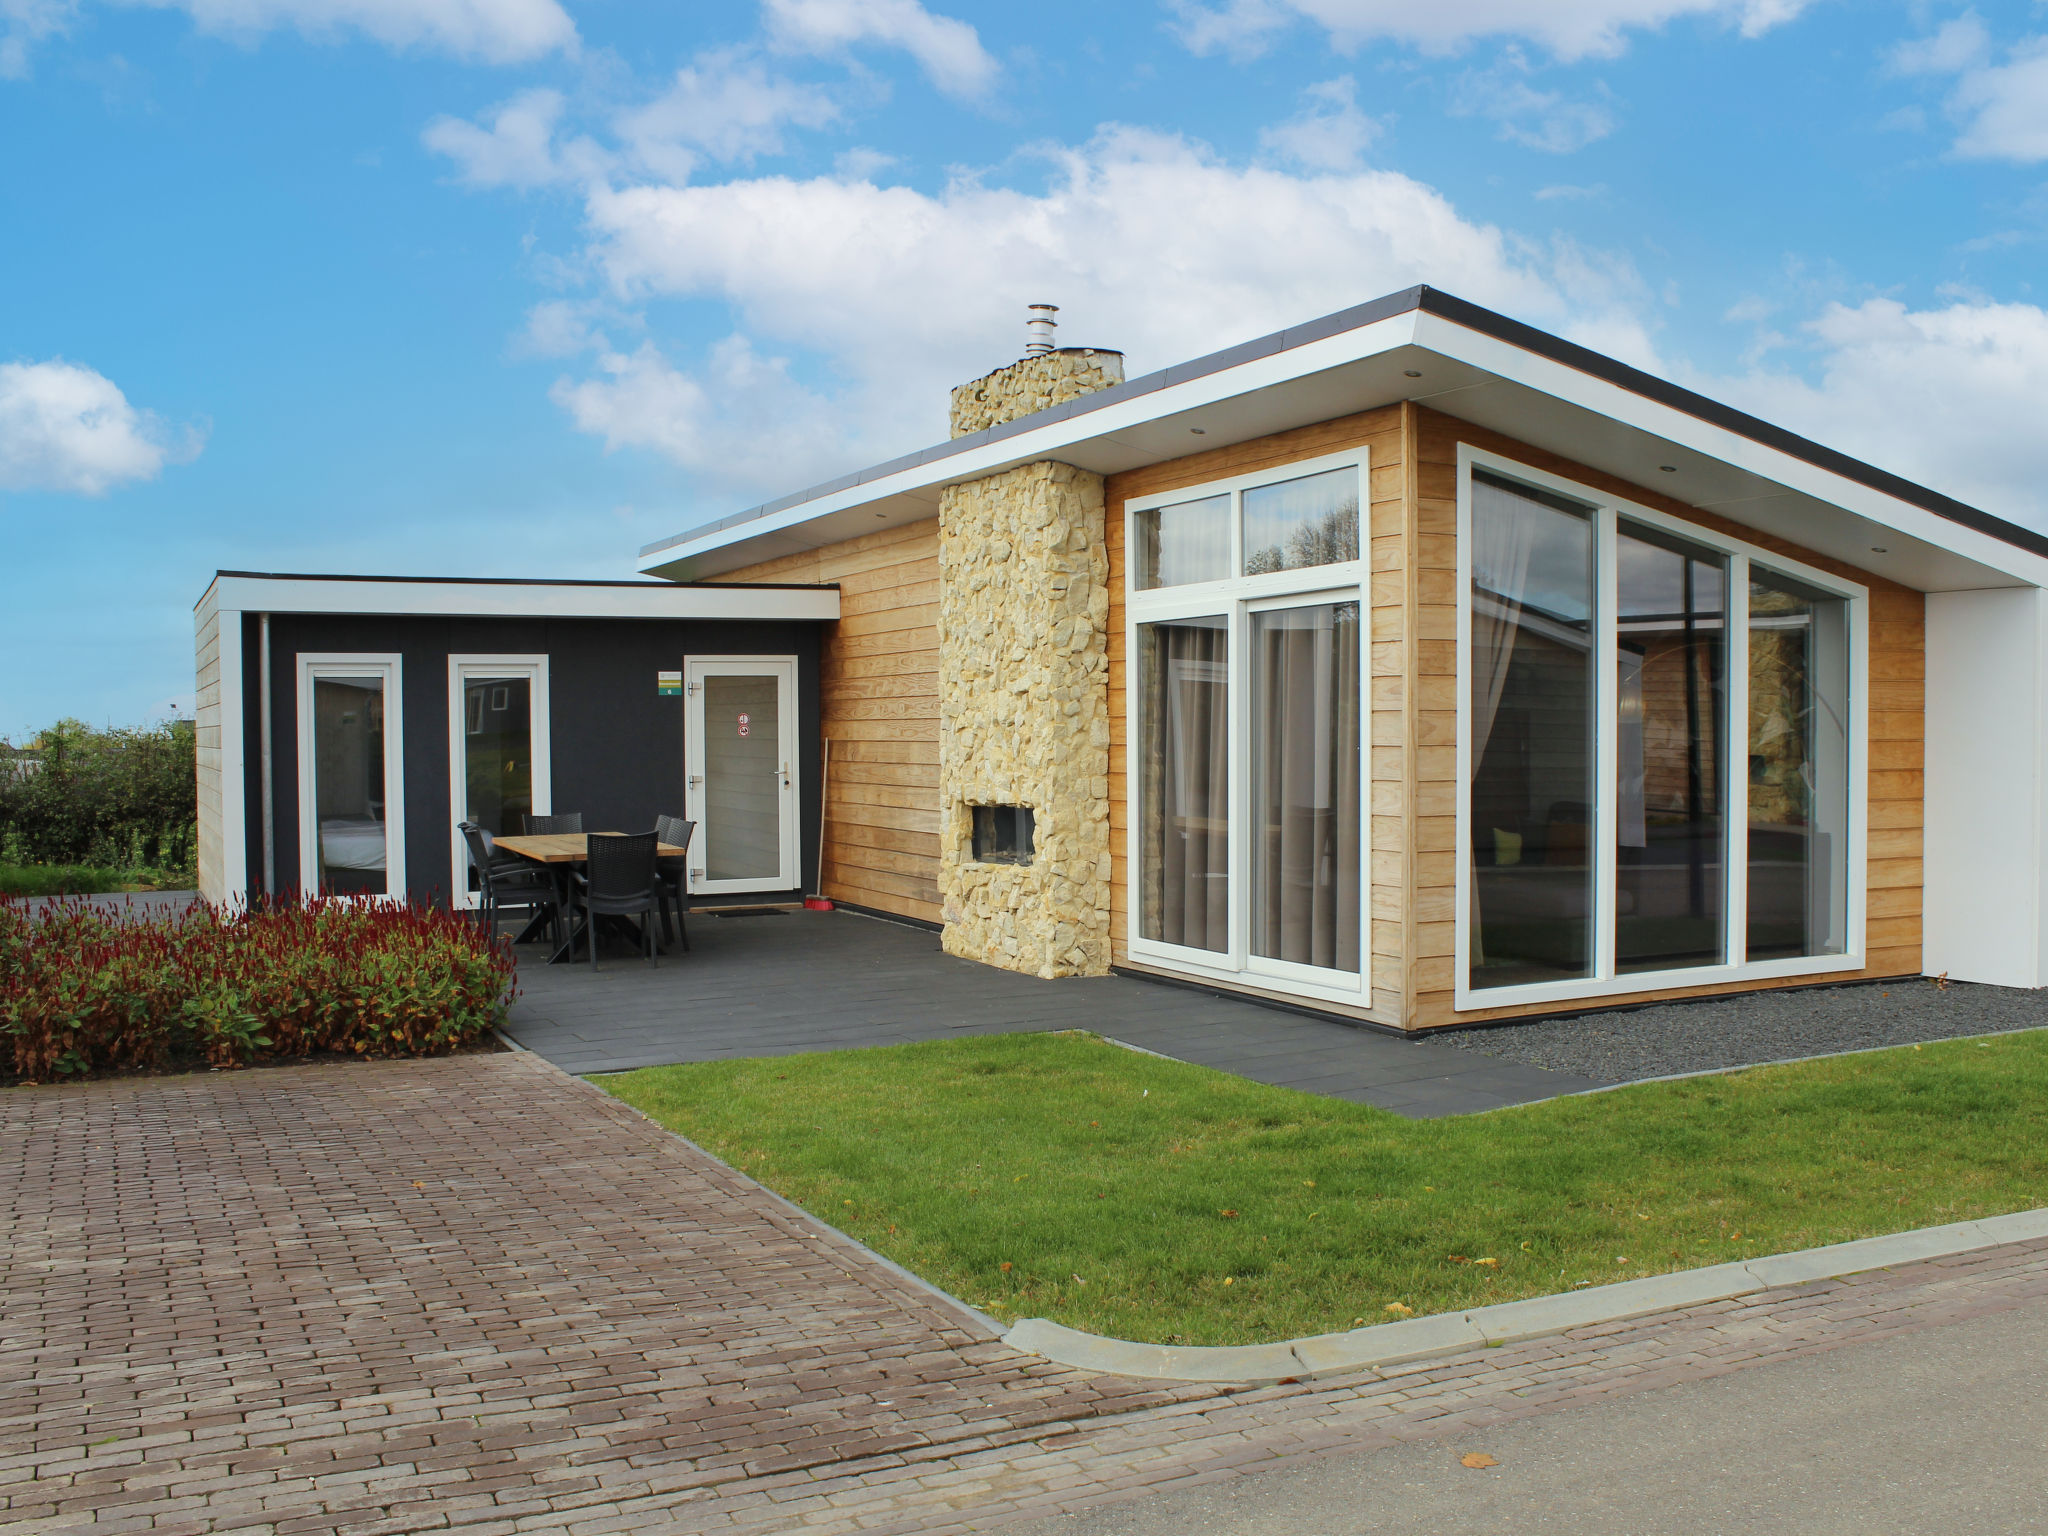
[
  {"left": 1127, "top": 450, "right": 1368, "bottom": 1008},
  {"left": 1459, "top": 452, "right": 1865, "bottom": 1008},
  {"left": 298, "top": 654, "right": 404, "bottom": 899}
]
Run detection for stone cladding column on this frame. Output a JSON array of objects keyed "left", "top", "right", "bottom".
[{"left": 937, "top": 348, "right": 1123, "bottom": 979}]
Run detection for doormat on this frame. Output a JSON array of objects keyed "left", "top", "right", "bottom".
[{"left": 710, "top": 907, "right": 791, "bottom": 918}]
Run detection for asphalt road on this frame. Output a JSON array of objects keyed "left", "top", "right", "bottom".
[{"left": 1000, "top": 1295, "right": 2048, "bottom": 1535}]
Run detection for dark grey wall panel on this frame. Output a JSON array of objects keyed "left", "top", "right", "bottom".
[{"left": 255, "top": 614, "right": 822, "bottom": 906}]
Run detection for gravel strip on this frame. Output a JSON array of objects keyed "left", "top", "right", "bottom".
[{"left": 1434, "top": 979, "right": 2048, "bottom": 1084}]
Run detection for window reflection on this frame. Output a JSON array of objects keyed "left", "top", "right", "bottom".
[
  {"left": 1748, "top": 573, "right": 1851, "bottom": 959},
  {"left": 1614, "top": 523, "right": 1728, "bottom": 973},
  {"left": 1468, "top": 473, "right": 1596, "bottom": 990},
  {"left": 1134, "top": 494, "right": 1230, "bottom": 589},
  {"left": 1242, "top": 468, "right": 1359, "bottom": 576}
]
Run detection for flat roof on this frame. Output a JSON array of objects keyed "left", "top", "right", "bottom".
[
  {"left": 199, "top": 570, "right": 840, "bottom": 623},
  {"left": 639, "top": 285, "right": 2048, "bottom": 594}
]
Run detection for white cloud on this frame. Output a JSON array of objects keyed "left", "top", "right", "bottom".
[
  {"left": 0, "top": 358, "right": 198, "bottom": 496},
  {"left": 1172, "top": 0, "right": 1811, "bottom": 62},
  {"left": 1951, "top": 41, "right": 2048, "bottom": 162},
  {"left": 6, "top": 0, "right": 572, "bottom": 76},
  {"left": 1886, "top": 12, "right": 1989, "bottom": 77},
  {"left": 550, "top": 336, "right": 838, "bottom": 495},
  {"left": 127, "top": 0, "right": 572, "bottom": 62},
  {"left": 762, "top": 0, "right": 996, "bottom": 99},
  {"left": 423, "top": 87, "right": 590, "bottom": 188},
  {"left": 546, "top": 125, "right": 1653, "bottom": 493},
  {"left": 1714, "top": 298, "right": 2048, "bottom": 527},
  {"left": 1887, "top": 16, "right": 2048, "bottom": 164},
  {"left": 1452, "top": 48, "right": 1616, "bottom": 151},
  {"left": 616, "top": 49, "right": 839, "bottom": 181},
  {"left": 1258, "top": 75, "right": 1378, "bottom": 170},
  {"left": 1, "top": 0, "right": 70, "bottom": 79}
]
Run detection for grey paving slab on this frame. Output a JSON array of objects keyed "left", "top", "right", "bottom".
[{"left": 503, "top": 907, "right": 1602, "bottom": 1118}]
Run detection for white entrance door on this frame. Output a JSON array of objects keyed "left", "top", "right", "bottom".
[{"left": 685, "top": 657, "right": 800, "bottom": 896}]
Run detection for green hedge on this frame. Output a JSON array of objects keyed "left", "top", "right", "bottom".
[
  {"left": 0, "top": 896, "right": 517, "bottom": 1083},
  {"left": 0, "top": 718, "right": 196, "bottom": 877}
]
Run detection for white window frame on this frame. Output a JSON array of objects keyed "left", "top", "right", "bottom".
[
  {"left": 447, "top": 654, "right": 552, "bottom": 910},
  {"left": 296, "top": 653, "right": 405, "bottom": 901},
  {"left": 1454, "top": 444, "right": 1870, "bottom": 1013},
  {"left": 1123, "top": 448, "right": 1371, "bottom": 1010}
]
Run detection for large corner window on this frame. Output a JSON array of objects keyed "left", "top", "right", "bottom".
[
  {"left": 448, "top": 656, "right": 551, "bottom": 907},
  {"left": 1128, "top": 452, "right": 1367, "bottom": 1007},
  {"left": 1461, "top": 455, "right": 1864, "bottom": 1006},
  {"left": 298, "top": 655, "right": 404, "bottom": 899}
]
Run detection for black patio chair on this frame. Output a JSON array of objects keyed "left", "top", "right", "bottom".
[
  {"left": 570, "top": 831, "right": 660, "bottom": 971},
  {"left": 460, "top": 821, "right": 561, "bottom": 949},
  {"left": 653, "top": 814, "right": 696, "bottom": 952},
  {"left": 523, "top": 811, "right": 584, "bottom": 835}
]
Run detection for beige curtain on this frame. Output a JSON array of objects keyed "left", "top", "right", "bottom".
[
  {"left": 1467, "top": 481, "right": 1538, "bottom": 969},
  {"left": 1142, "top": 620, "right": 1230, "bottom": 951},
  {"left": 1251, "top": 603, "right": 1362, "bottom": 971}
]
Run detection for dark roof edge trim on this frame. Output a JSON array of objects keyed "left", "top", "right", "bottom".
[{"left": 1411, "top": 289, "right": 2048, "bottom": 563}]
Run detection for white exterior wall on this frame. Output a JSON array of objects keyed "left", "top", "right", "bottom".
[{"left": 1924, "top": 587, "right": 2048, "bottom": 988}]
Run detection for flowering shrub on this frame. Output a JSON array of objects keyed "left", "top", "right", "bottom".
[{"left": 0, "top": 896, "right": 517, "bottom": 1083}]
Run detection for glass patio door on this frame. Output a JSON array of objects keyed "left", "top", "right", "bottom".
[
  {"left": 447, "top": 655, "right": 551, "bottom": 908},
  {"left": 685, "top": 657, "right": 800, "bottom": 895}
]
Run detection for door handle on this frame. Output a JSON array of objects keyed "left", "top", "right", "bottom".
[
  {"left": 690, "top": 775, "right": 703, "bottom": 788},
  {"left": 780, "top": 762, "right": 790, "bottom": 787}
]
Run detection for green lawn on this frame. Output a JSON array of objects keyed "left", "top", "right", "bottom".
[
  {"left": 600, "top": 1029, "right": 2048, "bottom": 1347},
  {"left": 0, "top": 864, "right": 191, "bottom": 897}
]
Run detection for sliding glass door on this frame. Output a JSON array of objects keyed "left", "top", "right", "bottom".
[
  {"left": 1460, "top": 452, "right": 1865, "bottom": 1008},
  {"left": 1128, "top": 453, "right": 1368, "bottom": 1005}
]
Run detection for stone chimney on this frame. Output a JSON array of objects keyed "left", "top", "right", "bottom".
[
  {"left": 935, "top": 310, "right": 1124, "bottom": 979},
  {"left": 947, "top": 304, "right": 1125, "bottom": 438}
]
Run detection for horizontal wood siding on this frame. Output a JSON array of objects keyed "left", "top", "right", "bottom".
[
  {"left": 1412, "top": 405, "right": 1924, "bottom": 1028},
  {"left": 194, "top": 594, "right": 224, "bottom": 903},
  {"left": 718, "top": 520, "right": 942, "bottom": 923},
  {"left": 1105, "top": 406, "right": 1408, "bottom": 1024}
]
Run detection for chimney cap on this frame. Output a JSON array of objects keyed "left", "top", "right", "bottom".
[{"left": 1024, "top": 303, "right": 1059, "bottom": 356}]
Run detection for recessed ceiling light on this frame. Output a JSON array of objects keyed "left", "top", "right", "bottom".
[
  {"left": 1189, "top": 427, "right": 1207, "bottom": 435},
  {"left": 1403, "top": 369, "right": 1423, "bottom": 378},
  {"left": 1870, "top": 546, "right": 1888, "bottom": 554},
  {"left": 1658, "top": 465, "right": 1678, "bottom": 473}
]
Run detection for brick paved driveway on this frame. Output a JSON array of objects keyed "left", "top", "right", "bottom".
[
  {"left": 7, "top": 1049, "right": 2047, "bottom": 1536},
  {"left": 0, "top": 1052, "right": 1204, "bottom": 1535}
]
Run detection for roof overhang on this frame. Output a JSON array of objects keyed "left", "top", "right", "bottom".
[
  {"left": 638, "top": 286, "right": 2048, "bottom": 595},
  {"left": 199, "top": 571, "right": 840, "bottom": 621}
]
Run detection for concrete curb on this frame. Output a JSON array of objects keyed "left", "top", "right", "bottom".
[{"left": 1002, "top": 1207, "right": 2048, "bottom": 1383}]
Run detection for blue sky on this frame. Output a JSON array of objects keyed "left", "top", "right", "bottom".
[{"left": 5, "top": 0, "right": 2048, "bottom": 738}]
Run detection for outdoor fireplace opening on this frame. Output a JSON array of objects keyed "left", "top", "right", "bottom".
[{"left": 971, "top": 804, "right": 1035, "bottom": 866}]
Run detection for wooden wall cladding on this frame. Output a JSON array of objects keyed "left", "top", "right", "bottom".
[{"left": 717, "top": 520, "right": 943, "bottom": 924}]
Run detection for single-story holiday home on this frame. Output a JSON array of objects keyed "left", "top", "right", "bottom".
[{"left": 196, "top": 285, "right": 2048, "bottom": 1032}]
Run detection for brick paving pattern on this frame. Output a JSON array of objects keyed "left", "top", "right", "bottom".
[
  {"left": 5, "top": 1051, "right": 2045, "bottom": 1535},
  {"left": 0, "top": 1054, "right": 1205, "bottom": 1536}
]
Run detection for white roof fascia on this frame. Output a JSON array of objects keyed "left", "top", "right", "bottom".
[
  {"left": 635, "top": 311, "right": 1425, "bottom": 577},
  {"left": 1409, "top": 312, "right": 2048, "bottom": 591},
  {"left": 208, "top": 575, "right": 839, "bottom": 622}
]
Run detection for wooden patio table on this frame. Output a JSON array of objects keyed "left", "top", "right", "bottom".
[{"left": 492, "top": 832, "right": 688, "bottom": 963}]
